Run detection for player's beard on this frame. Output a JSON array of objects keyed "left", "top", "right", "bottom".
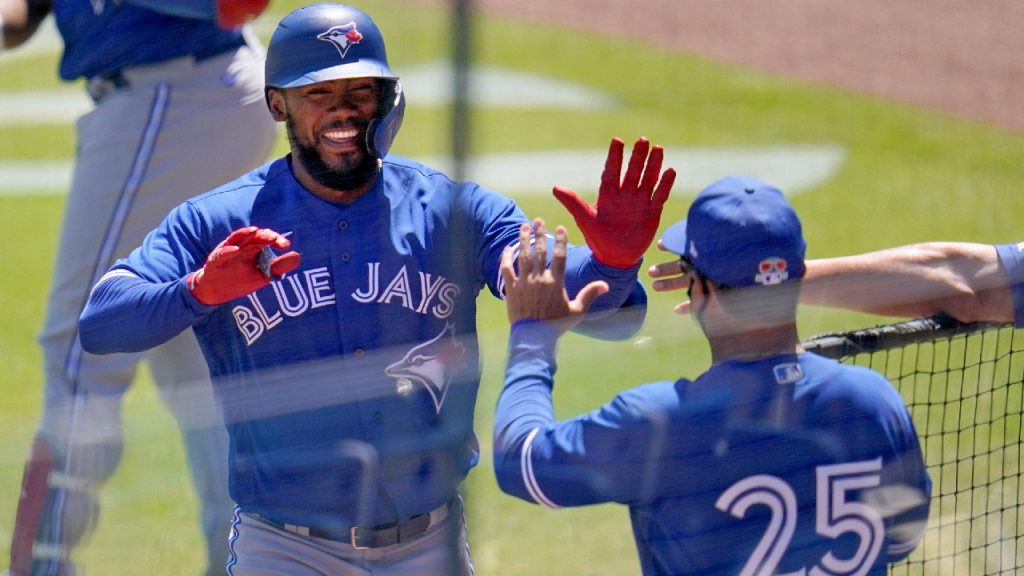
[{"left": 286, "top": 116, "right": 380, "bottom": 192}]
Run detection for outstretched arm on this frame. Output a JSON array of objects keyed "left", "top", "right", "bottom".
[
  {"left": 554, "top": 136, "right": 676, "bottom": 339},
  {"left": 651, "top": 240, "right": 1023, "bottom": 325},
  {"left": 801, "top": 242, "right": 1015, "bottom": 323},
  {"left": 80, "top": 218, "right": 300, "bottom": 354},
  {"left": 494, "top": 220, "right": 653, "bottom": 507}
]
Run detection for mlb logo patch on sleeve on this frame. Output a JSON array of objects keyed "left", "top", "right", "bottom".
[{"left": 773, "top": 363, "right": 803, "bottom": 385}]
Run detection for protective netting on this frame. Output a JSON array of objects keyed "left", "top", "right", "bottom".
[{"left": 805, "top": 317, "right": 1024, "bottom": 574}]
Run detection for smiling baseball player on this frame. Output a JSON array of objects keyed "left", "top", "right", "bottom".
[{"left": 74, "top": 3, "right": 676, "bottom": 574}]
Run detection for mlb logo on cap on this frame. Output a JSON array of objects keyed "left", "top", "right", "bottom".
[{"left": 661, "top": 176, "right": 806, "bottom": 288}]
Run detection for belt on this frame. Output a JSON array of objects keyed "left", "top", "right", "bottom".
[
  {"left": 86, "top": 36, "right": 247, "bottom": 104},
  {"left": 254, "top": 503, "right": 450, "bottom": 550}
]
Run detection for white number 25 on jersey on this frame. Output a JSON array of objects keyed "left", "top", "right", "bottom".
[{"left": 715, "top": 458, "right": 885, "bottom": 576}]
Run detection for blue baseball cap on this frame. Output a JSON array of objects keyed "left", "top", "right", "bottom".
[{"left": 661, "top": 176, "right": 806, "bottom": 288}]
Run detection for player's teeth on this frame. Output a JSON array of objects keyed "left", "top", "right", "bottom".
[{"left": 324, "top": 129, "right": 357, "bottom": 140}]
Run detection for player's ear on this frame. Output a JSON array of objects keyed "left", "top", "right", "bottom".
[{"left": 266, "top": 88, "right": 288, "bottom": 122}]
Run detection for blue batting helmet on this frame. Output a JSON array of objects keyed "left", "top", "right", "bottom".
[{"left": 265, "top": 3, "right": 405, "bottom": 158}]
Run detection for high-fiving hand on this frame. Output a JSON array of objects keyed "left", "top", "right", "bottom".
[
  {"left": 648, "top": 239, "right": 696, "bottom": 314},
  {"left": 187, "top": 226, "right": 301, "bottom": 306},
  {"left": 501, "top": 219, "right": 609, "bottom": 333},
  {"left": 553, "top": 137, "right": 676, "bottom": 269}
]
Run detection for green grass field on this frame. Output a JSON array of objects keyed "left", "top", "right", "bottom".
[{"left": 2, "top": 1, "right": 1023, "bottom": 574}]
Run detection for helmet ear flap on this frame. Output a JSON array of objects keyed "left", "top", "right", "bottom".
[{"left": 367, "top": 81, "right": 405, "bottom": 158}]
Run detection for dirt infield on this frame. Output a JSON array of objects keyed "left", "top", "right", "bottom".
[{"left": 404, "top": 0, "right": 1024, "bottom": 133}]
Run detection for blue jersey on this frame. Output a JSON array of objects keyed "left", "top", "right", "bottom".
[
  {"left": 79, "top": 155, "right": 646, "bottom": 529},
  {"left": 996, "top": 241, "right": 1024, "bottom": 327},
  {"left": 494, "top": 322, "right": 931, "bottom": 576},
  {"left": 53, "top": 0, "right": 245, "bottom": 80}
]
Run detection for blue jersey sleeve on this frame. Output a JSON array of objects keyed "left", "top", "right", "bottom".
[
  {"left": 563, "top": 250, "right": 647, "bottom": 340},
  {"left": 79, "top": 202, "right": 217, "bottom": 354},
  {"left": 995, "top": 242, "right": 1024, "bottom": 327},
  {"left": 870, "top": 384, "right": 932, "bottom": 561},
  {"left": 493, "top": 321, "right": 668, "bottom": 507},
  {"left": 810, "top": 362, "right": 932, "bottom": 562},
  {"left": 80, "top": 273, "right": 213, "bottom": 354},
  {"left": 880, "top": 425, "right": 932, "bottom": 561}
]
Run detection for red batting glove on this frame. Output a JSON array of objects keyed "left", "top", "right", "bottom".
[
  {"left": 215, "top": 0, "right": 270, "bottom": 28},
  {"left": 553, "top": 137, "right": 677, "bottom": 269},
  {"left": 187, "top": 226, "right": 301, "bottom": 306}
]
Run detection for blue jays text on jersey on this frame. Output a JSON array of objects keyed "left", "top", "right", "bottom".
[
  {"left": 231, "top": 263, "right": 461, "bottom": 346},
  {"left": 79, "top": 154, "right": 647, "bottom": 530},
  {"left": 494, "top": 321, "right": 932, "bottom": 576}
]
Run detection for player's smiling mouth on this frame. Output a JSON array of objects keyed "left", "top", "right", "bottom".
[
  {"left": 321, "top": 128, "right": 360, "bottom": 147},
  {"left": 323, "top": 128, "right": 358, "bottom": 140}
]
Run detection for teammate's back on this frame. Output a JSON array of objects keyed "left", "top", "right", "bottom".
[
  {"left": 494, "top": 175, "right": 931, "bottom": 576},
  {"left": 620, "top": 352, "right": 929, "bottom": 575}
]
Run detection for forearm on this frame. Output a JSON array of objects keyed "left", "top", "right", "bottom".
[
  {"left": 1, "top": 0, "right": 50, "bottom": 49},
  {"left": 564, "top": 246, "right": 647, "bottom": 339},
  {"left": 802, "top": 242, "right": 1014, "bottom": 323},
  {"left": 79, "top": 270, "right": 214, "bottom": 354},
  {"left": 495, "top": 321, "right": 638, "bottom": 508},
  {"left": 493, "top": 321, "right": 561, "bottom": 503}
]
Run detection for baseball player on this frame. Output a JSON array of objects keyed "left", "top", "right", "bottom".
[
  {"left": 75, "top": 3, "right": 676, "bottom": 574},
  {"left": 495, "top": 177, "right": 932, "bottom": 575},
  {"left": 653, "top": 238, "right": 1024, "bottom": 328},
  {"left": 2, "top": 2, "right": 276, "bottom": 575}
]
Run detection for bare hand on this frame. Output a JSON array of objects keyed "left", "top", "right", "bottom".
[
  {"left": 647, "top": 239, "right": 695, "bottom": 314},
  {"left": 500, "top": 219, "right": 609, "bottom": 331}
]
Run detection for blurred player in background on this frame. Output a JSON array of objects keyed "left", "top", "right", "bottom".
[
  {"left": 652, "top": 233, "right": 1024, "bottom": 327},
  {"left": 494, "top": 177, "right": 931, "bottom": 575},
  {"left": 75, "top": 3, "right": 675, "bottom": 574},
  {"left": 2, "top": 1, "right": 276, "bottom": 575}
]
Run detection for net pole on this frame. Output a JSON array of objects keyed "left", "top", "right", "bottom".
[{"left": 451, "top": 0, "right": 472, "bottom": 182}]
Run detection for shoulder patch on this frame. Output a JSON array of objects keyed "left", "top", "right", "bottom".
[{"left": 772, "top": 362, "right": 803, "bottom": 385}]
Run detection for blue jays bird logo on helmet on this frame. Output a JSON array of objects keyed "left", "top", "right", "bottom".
[
  {"left": 317, "top": 22, "right": 363, "bottom": 58},
  {"left": 385, "top": 323, "right": 466, "bottom": 413},
  {"left": 755, "top": 257, "right": 789, "bottom": 286}
]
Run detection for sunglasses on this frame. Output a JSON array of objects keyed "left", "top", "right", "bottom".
[{"left": 679, "top": 254, "right": 733, "bottom": 292}]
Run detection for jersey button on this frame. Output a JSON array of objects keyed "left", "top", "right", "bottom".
[
  {"left": 341, "top": 252, "right": 351, "bottom": 263},
  {"left": 373, "top": 412, "right": 384, "bottom": 425},
  {"left": 338, "top": 220, "right": 350, "bottom": 231},
  {"left": 354, "top": 348, "right": 365, "bottom": 358}
]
